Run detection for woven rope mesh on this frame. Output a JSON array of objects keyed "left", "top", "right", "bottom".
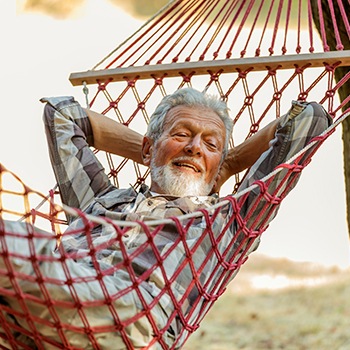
[
  {"left": 0, "top": 130, "right": 330, "bottom": 348},
  {"left": 1, "top": 0, "right": 350, "bottom": 348}
]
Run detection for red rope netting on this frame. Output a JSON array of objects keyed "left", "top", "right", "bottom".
[
  {"left": 0, "top": 123, "right": 334, "bottom": 348},
  {"left": 1, "top": 0, "right": 350, "bottom": 348}
]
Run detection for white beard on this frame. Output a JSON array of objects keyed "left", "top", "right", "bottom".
[{"left": 150, "top": 158, "right": 215, "bottom": 196}]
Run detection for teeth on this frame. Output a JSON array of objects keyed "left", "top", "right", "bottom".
[{"left": 175, "top": 162, "right": 199, "bottom": 172}]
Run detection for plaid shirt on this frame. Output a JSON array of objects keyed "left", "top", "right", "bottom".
[
  {"left": 42, "top": 96, "right": 248, "bottom": 348},
  {"left": 0, "top": 96, "right": 330, "bottom": 349}
]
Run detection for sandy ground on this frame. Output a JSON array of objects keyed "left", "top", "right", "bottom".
[{"left": 184, "top": 254, "right": 350, "bottom": 350}]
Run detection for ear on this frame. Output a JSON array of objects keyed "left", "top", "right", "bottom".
[{"left": 142, "top": 136, "right": 154, "bottom": 167}]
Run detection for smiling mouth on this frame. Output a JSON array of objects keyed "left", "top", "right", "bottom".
[{"left": 173, "top": 161, "right": 201, "bottom": 173}]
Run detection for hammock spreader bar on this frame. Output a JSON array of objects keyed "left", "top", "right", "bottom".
[{"left": 69, "top": 50, "right": 350, "bottom": 86}]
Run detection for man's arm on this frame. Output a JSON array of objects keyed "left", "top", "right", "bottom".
[
  {"left": 84, "top": 109, "right": 144, "bottom": 164},
  {"left": 214, "top": 119, "right": 279, "bottom": 192},
  {"left": 85, "top": 108, "right": 278, "bottom": 191}
]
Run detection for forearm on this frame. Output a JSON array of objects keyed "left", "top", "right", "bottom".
[
  {"left": 84, "top": 108, "right": 144, "bottom": 164},
  {"left": 220, "top": 119, "right": 279, "bottom": 183}
]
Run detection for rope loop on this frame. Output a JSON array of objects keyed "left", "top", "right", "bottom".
[
  {"left": 138, "top": 102, "right": 145, "bottom": 110},
  {"left": 326, "top": 89, "right": 336, "bottom": 98},
  {"left": 273, "top": 91, "right": 282, "bottom": 101},
  {"left": 109, "top": 101, "right": 118, "bottom": 108},
  {"left": 248, "top": 229, "right": 260, "bottom": 239},
  {"left": 244, "top": 95, "right": 254, "bottom": 106},
  {"left": 297, "top": 92, "right": 308, "bottom": 101},
  {"left": 267, "top": 67, "right": 278, "bottom": 76},
  {"left": 295, "top": 66, "right": 304, "bottom": 74},
  {"left": 109, "top": 169, "right": 118, "bottom": 177},
  {"left": 181, "top": 75, "right": 192, "bottom": 83},
  {"left": 276, "top": 162, "right": 304, "bottom": 173},
  {"left": 250, "top": 123, "right": 260, "bottom": 134},
  {"left": 254, "top": 180, "right": 268, "bottom": 195},
  {"left": 238, "top": 70, "right": 247, "bottom": 79},
  {"left": 255, "top": 180, "right": 282, "bottom": 205},
  {"left": 136, "top": 177, "right": 146, "bottom": 184},
  {"left": 324, "top": 63, "right": 335, "bottom": 72},
  {"left": 336, "top": 44, "right": 344, "bottom": 51},
  {"left": 184, "top": 323, "right": 199, "bottom": 332},
  {"left": 153, "top": 77, "right": 164, "bottom": 85}
]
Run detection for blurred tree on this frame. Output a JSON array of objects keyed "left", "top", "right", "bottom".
[{"left": 311, "top": 0, "right": 350, "bottom": 238}]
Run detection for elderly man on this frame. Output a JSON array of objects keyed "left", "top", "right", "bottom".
[{"left": 0, "top": 88, "right": 331, "bottom": 349}]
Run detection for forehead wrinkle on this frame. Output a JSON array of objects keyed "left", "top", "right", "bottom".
[{"left": 164, "top": 109, "right": 225, "bottom": 136}]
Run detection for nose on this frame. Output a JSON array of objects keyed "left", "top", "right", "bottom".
[{"left": 184, "top": 135, "right": 202, "bottom": 156}]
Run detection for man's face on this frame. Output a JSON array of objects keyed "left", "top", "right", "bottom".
[{"left": 142, "top": 105, "right": 226, "bottom": 196}]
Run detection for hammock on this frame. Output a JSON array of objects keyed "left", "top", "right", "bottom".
[{"left": 1, "top": 0, "right": 349, "bottom": 348}]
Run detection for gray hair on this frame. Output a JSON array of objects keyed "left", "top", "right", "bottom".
[{"left": 146, "top": 88, "right": 233, "bottom": 158}]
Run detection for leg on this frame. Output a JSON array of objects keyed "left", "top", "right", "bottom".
[{"left": 41, "top": 97, "right": 112, "bottom": 218}]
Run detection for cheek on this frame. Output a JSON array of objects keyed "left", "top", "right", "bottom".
[
  {"left": 153, "top": 140, "right": 180, "bottom": 165},
  {"left": 163, "top": 140, "right": 183, "bottom": 155},
  {"left": 206, "top": 155, "right": 222, "bottom": 176}
]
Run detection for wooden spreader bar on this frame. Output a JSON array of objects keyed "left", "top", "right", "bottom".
[{"left": 69, "top": 50, "right": 350, "bottom": 86}]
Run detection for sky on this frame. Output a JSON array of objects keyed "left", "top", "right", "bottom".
[{"left": 1, "top": 1, "right": 350, "bottom": 269}]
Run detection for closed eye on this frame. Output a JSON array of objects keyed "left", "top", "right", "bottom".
[
  {"left": 173, "top": 132, "right": 190, "bottom": 138},
  {"left": 205, "top": 140, "right": 219, "bottom": 149}
]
